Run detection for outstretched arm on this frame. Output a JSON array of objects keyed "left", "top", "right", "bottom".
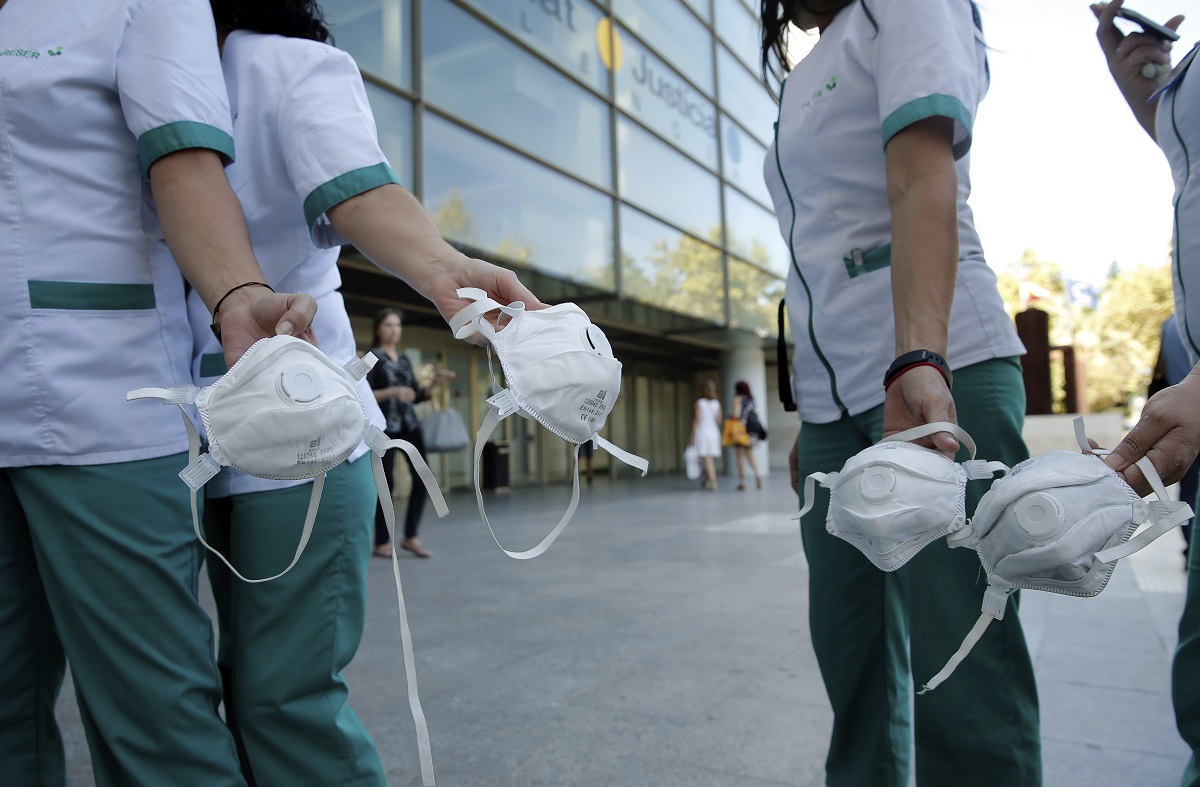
[
  {"left": 1090, "top": 0, "right": 1185, "bottom": 139},
  {"left": 1105, "top": 367, "right": 1200, "bottom": 495}
]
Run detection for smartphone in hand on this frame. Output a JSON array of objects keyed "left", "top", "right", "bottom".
[{"left": 1115, "top": 6, "right": 1181, "bottom": 41}]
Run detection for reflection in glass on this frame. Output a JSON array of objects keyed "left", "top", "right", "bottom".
[
  {"left": 614, "top": 25, "right": 717, "bottom": 170},
  {"left": 617, "top": 117, "right": 719, "bottom": 236},
  {"left": 720, "top": 114, "right": 771, "bottom": 207},
  {"left": 717, "top": 45, "right": 776, "bottom": 146},
  {"left": 364, "top": 83, "right": 413, "bottom": 187},
  {"left": 729, "top": 258, "right": 785, "bottom": 336},
  {"left": 611, "top": 0, "right": 714, "bottom": 95},
  {"left": 621, "top": 205, "right": 724, "bottom": 324},
  {"left": 324, "top": 0, "right": 411, "bottom": 89},
  {"left": 714, "top": 0, "right": 761, "bottom": 74},
  {"left": 424, "top": 0, "right": 611, "bottom": 188},
  {"left": 724, "top": 186, "right": 789, "bottom": 277},
  {"left": 459, "top": 0, "right": 609, "bottom": 95},
  {"left": 424, "top": 115, "right": 615, "bottom": 290}
]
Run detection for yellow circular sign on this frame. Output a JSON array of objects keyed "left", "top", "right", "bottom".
[{"left": 596, "top": 17, "right": 622, "bottom": 72}]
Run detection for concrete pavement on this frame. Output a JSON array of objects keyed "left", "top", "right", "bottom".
[{"left": 55, "top": 413, "right": 1191, "bottom": 785}]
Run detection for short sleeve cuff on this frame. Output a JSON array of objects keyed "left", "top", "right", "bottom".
[
  {"left": 137, "top": 121, "right": 236, "bottom": 179},
  {"left": 881, "top": 94, "right": 973, "bottom": 159},
  {"left": 302, "top": 163, "right": 401, "bottom": 234}
]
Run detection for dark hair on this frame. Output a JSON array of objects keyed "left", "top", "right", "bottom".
[
  {"left": 760, "top": 1, "right": 984, "bottom": 88},
  {"left": 735, "top": 380, "right": 752, "bottom": 399},
  {"left": 372, "top": 307, "right": 402, "bottom": 346},
  {"left": 209, "top": 0, "right": 333, "bottom": 44}
]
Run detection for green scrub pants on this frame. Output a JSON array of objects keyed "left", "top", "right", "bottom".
[
  {"left": 796, "top": 357, "right": 1042, "bottom": 787},
  {"left": 1173, "top": 483, "right": 1200, "bottom": 787},
  {"left": 203, "top": 455, "right": 386, "bottom": 787},
  {"left": 0, "top": 454, "right": 245, "bottom": 787}
]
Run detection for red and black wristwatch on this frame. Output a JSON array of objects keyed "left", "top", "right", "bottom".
[{"left": 883, "top": 349, "right": 953, "bottom": 391}]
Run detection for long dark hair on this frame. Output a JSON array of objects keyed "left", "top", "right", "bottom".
[
  {"left": 372, "top": 307, "right": 402, "bottom": 347},
  {"left": 760, "top": 0, "right": 984, "bottom": 87},
  {"left": 209, "top": 0, "right": 333, "bottom": 43}
]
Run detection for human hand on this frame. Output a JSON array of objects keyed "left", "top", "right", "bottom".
[
  {"left": 396, "top": 386, "right": 418, "bottom": 403},
  {"left": 418, "top": 255, "right": 546, "bottom": 340},
  {"left": 217, "top": 288, "right": 317, "bottom": 367},
  {"left": 1091, "top": 1, "right": 1184, "bottom": 113},
  {"left": 881, "top": 366, "right": 959, "bottom": 457},
  {"left": 789, "top": 436, "right": 800, "bottom": 494},
  {"left": 1104, "top": 371, "right": 1200, "bottom": 495},
  {"left": 434, "top": 367, "right": 458, "bottom": 382}
]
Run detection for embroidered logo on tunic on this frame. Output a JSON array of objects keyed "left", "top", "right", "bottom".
[
  {"left": 800, "top": 75, "right": 839, "bottom": 109},
  {"left": 0, "top": 49, "right": 41, "bottom": 59}
]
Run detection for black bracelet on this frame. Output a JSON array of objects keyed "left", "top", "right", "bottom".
[
  {"left": 884, "top": 349, "right": 953, "bottom": 391},
  {"left": 209, "top": 281, "right": 274, "bottom": 341}
]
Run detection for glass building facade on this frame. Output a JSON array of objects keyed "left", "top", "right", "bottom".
[{"left": 327, "top": 0, "right": 789, "bottom": 488}]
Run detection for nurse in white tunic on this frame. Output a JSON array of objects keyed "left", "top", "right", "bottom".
[
  {"left": 189, "top": 2, "right": 544, "bottom": 784},
  {"left": 761, "top": 1, "right": 1040, "bottom": 784},
  {"left": 0, "top": 1, "right": 318, "bottom": 785},
  {"left": 1091, "top": 3, "right": 1200, "bottom": 784}
]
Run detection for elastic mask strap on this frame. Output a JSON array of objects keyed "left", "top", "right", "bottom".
[
  {"left": 1095, "top": 456, "right": 1194, "bottom": 563},
  {"left": 962, "top": 460, "right": 1009, "bottom": 480},
  {"left": 796, "top": 472, "right": 836, "bottom": 521},
  {"left": 918, "top": 585, "right": 1010, "bottom": 694},
  {"left": 880, "top": 421, "right": 977, "bottom": 459},
  {"left": 369, "top": 448, "right": 436, "bottom": 787},
  {"left": 449, "top": 287, "right": 525, "bottom": 341},
  {"left": 592, "top": 435, "right": 648, "bottom": 475},
  {"left": 366, "top": 429, "right": 450, "bottom": 518},
  {"left": 471, "top": 404, "right": 581, "bottom": 559},
  {"left": 172, "top": 408, "right": 321, "bottom": 584},
  {"left": 126, "top": 384, "right": 200, "bottom": 405}
]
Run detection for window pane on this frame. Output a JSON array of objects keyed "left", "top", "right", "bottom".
[
  {"left": 459, "top": 0, "right": 610, "bottom": 95},
  {"left": 364, "top": 84, "right": 413, "bottom": 187},
  {"left": 611, "top": 0, "right": 713, "bottom": 95},
  {"left": 724, "top": 186, "right": 788, "bottom": 277},
  {"left": 614, "top": 24, "right": 718, "bottom": 170},
  {"left": 423, "top": 0, "right": 611, "bottom": 188},
  {"left": 721, "top": 114, "right": 771, "bottom": 206},
  {"left": 679, "top": 0, "right": 710, "bottom": 23},
  {"left": 324, "top": 0, "right": 412, "bottom": 90},
  {"left": 717, "top": 45, "right": 775, "bottom": 146},
  {"left": 713, "top": 0, "right": 760, "bottom": 74},
  {"left": 424, "top": 115, "right": 615, "bottom": 290},
  {"left": 617, "top": 117, "right": 720, "bottom": 237},
  {"left": 621, "top": 205, "right": 724, "bottom": 324},
  {"left": 729, "top": 258, "right": 785, "bottom": 336}
]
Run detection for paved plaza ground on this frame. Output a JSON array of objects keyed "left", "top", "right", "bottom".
[{"left": 56, "top": 414, "right": 1191, "bottom": 785}]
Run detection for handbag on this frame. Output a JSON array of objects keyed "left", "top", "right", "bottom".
[
  {"left": 683, "top": 445, "right": 701, "bottom": 480},
  {"left": 721, "top": 417, "right": 750, "bottom": 448},
  {"left": 422, "top": 407, "right": 471, "bottom": 452},
  {"left": 744, "top": 409, "right": 767, "bottom": 441}
]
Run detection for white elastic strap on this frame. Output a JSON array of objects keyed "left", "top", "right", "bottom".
[
  {"left": 175, "top": 408, "right": 321, "bottom": 584},
  {"left": 918, "top": 612, "right": 996, "bottom": 695},
  {"left": 370, "top": 450, "right": 436, "bottom": 787},
  {"left": 471, "top": 405, "right": 581, "bottom": 559},
  {"left": 881, "top": 421, "right": 977, "bottom": 459},
  {"left": 1073, "top": 416, "right": 1097, "bottom": 453},
  {"left": 796, "top": 472, "right": 835, "bottom": 521},
  {"left": 367, "top": 431, "right": 450, "bottom": 518},
  {"left": 126, "top": 384, "right": 200, "bottom": 404},
  {"left": 1094, "top": 457, "right": 1193, "bottom": 564},
  {"left": 592, "top": 434, "right": 648, "bottom": 475},
  {"left": 962, "top": 460, "right": 1009, "bottom": 481},
  {"left": 449, "top": 287, "right": 526, "bottom": 341}
]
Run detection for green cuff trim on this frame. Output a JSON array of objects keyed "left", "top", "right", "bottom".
[
  {"left": 302, "top": 163, "right": 401, "bottom": 233},
  {"left": 28, "top": 280, "right": 156, "bottom": 310},
  {"left": 199, "top": 352, "right": 229, "bottom": 378},
  {"left": 843, "top": 244, "right": 891, "bottom": 279},
  {"left": 137, "top": 121, "right": 235, "bottom": 179},
  {"left": 881, "top": 94, "right": 973, "bottom": 159}
]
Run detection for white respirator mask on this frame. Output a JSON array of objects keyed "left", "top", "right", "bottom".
[
  {"left": 127, "top": 334, "right": 448, "bottom": 580},
  {"left": 448, "top": 287, "right": 648, "bottom": 558},
  {"left": 920, "top": 417, "right": 1193, "bottom": 694},
  {"left": 798, "top": 422, "right": 1007, "bottom": 571}
]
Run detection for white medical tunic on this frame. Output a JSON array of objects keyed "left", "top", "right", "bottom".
[
  {"left": 763, "top": 0, "right": 1024, "bottom": 424},
  {"left": 186, "top": 31, "right": 392, "bottom": 497},
  {"left": 1156, "top": 41, "right": 1200, "bottom": 367},
  {"left": 0, "top": 0, "right": 234, "bottom": 467}
]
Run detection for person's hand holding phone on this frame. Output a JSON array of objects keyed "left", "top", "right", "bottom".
[{"left": 1091, "top": 0, "right": 1185, "bottom": 137}]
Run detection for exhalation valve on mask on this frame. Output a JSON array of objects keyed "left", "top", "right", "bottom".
[
  {"left": 798, "top": 422, "right": 1008, "bottom": 571},
  {"left": 448, "top": 287, "right": 649, "bottom": 559},
  {"left": 919, "top": 417, "right": 1193, "bottom": 694}
]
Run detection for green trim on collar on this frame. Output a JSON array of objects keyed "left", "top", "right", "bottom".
[
  {"left": 28, "top": 280, "right": 156, "bottom": 310},
  {"left": 137, "top": 121, "right": 235, "bottom": 179},
  {"left": 302, "top": 163, "right": 401, "bottom": 234},
  {"left": 843, "top": 244, "right": 892, "bottom": 279},
  {"left": 881, "top": 94, "right": 973, "bottom": 158},
  {"left": 199, "top": 352, "right": 229, "bottom": 378},
  {"left": 1169, "top": 82, "right": 1199, "bottom": 360}
]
